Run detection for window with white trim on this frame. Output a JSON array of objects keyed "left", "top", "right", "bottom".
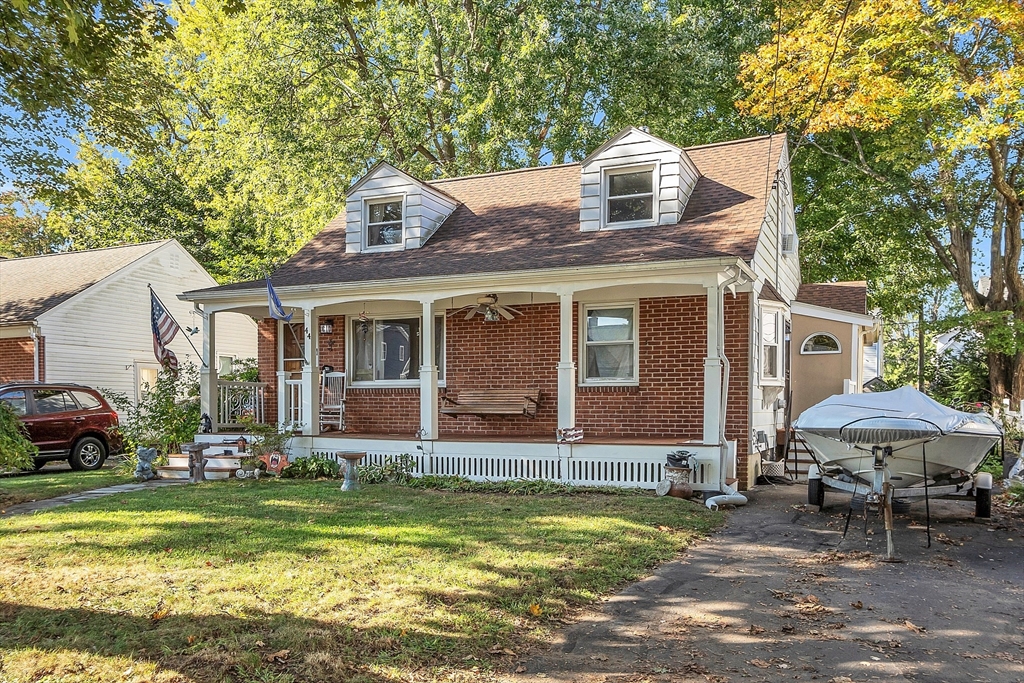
[
  {"left": 350, "top": 315, "right": 444, "bottom": 385},
  {"left": 760, "top": 307, "right": 785, "bottom": 385},
  {"left": 605, "top": 166, "right": 655, "bottom": 226},
  {"left": 365, "top": 198, "right": 403, "bottom": 248},
  {"left": 582, "top": 304, "right": 638, "bottom": 384},
  {"left": 801, "top": 333, "right": 841, "bottom": 354}
]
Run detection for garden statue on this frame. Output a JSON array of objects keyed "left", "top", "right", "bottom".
[
  {"left": 135, "top": 447, "right": 159, "bottom": 481},
  {"left": 200, "top": 413, "right": 213, "bottom": 434}
]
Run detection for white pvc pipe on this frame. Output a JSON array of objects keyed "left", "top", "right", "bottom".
[{"left": 705, "top": 482, "right": 748, "bottom": 510}]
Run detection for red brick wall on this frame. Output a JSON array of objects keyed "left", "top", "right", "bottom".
[
  {"left": 725, "top": 294, "right": 751, "bottom": 481},
  {"left": 0, "top": 336, "right": 44, "bottom": 383},
  {"left": 256, "top": 320, "right": 278, "bottom": 421},
  {"left": 440, "top": 303, "right": 559, "bottom": 437},
  {"left": 575, "top": 297, "right": 706, "bottom": 440}
]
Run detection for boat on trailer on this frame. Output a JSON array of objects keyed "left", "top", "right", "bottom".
[{"left": 793, "top": 387, "right": 1002, "bottom": 559}]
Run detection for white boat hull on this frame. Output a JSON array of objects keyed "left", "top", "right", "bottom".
[{"left": 799, "top": 431, "right": 996, "bottom": 489}]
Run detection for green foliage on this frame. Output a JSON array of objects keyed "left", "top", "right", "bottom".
[
  {"left": 1001, "top": 482, "right": 1024, "bottom": 509},
  {"left": 0, "top": 401, "right": 36, "bottom": 470},
  {"left": 357, "top": 454, "right": 416, "bottom": 485},
  {"left": 218, "top": 357, "right": 259, "bottom": 382},
  {"left": 279, "top": 455, "right": 340, "bottom": 479},
  {"left": 102, "top": 364, "right": 201, "bottom": 457},
  {"left": 237, "top": 415, "right": 292, "bottom": 458}
]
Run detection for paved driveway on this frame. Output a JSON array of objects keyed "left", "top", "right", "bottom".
[{"left": 507, "top": 485, "right": 1023, "bottom": 683}]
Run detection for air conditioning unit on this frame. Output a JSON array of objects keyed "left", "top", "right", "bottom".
[{"left": 781, "top": 233, "right": 796, "bottom": 254}]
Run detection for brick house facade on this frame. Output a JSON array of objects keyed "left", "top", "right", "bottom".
[{"left": 0, "top": 336, "right": 44, "bottom": 383}]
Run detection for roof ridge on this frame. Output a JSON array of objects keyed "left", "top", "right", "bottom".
[
  {"left": 0, "top": 239, "right": 168, "bottom": 263},
  {"left": 682, "top": 133, "right": 782, "bottom": 152},
  {"left": 431, "top": 161, "right": 580, "bottom": 184}
]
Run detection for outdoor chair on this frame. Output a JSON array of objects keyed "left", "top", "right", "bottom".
[{"left": 319, "top": 371, "right": 346, "bottom": 432}]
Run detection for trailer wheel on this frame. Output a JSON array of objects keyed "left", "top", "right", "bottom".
[{"left": 808, "top": 478, "right": 825, "bottom": 507}]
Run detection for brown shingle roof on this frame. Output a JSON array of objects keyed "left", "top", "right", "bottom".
[
  {"left": 796, "top": 282, "right": 868, "bottom": 315},
  {"left": 758, "top": 281, "right": 786, "bottom": 303},
  {"left": 196, "top": 134, "right": 785, "bottom": 294},
  {"left": 0, "top": 241, "right": 165, "bottom": 324}
]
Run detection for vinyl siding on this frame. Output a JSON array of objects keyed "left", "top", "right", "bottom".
[
  {"left": 37, "top": 242, "right": 257, "bottom": 401},
  {"left": 344, "top": 164, "right": 458, "bottom": 252},
  {"left": 579, "top": 129, "right": 700, "bottom": 232}
]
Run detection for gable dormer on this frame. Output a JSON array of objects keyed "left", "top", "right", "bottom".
[
  {"left": 579, "top": 127, "right": 700, "bottom": 232},
  {"left": 344, "top": 162, "right": 459, "bottom": 253}
]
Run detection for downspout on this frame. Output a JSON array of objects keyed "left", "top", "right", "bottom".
[
  {"left": 29, "top": 326, "right": 40, "bottom": 382},
  {"left": 706, "top": 268, "right": 750, "bottom": 509}
]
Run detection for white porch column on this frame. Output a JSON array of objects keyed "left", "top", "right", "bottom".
[
  {"left": 276, "top": 319, "right": 287, "bottom": 427},
  {"left": 300, "top": 307, "right": 320, "bottom": 436},
  {"left": 557, "top": 291, "right": 576, "bottom": 430},
  {"left": 703, "top": 285, "right": 723, "bottom": 444},
  {"left": 419, "top": 299, "right": 439, "bottom": 439},
  {"left": 200, "top": 310, "right": 218, "bottom": 433}
]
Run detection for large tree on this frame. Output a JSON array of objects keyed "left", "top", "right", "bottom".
[
  {"left": 740, "top": 0, "right": 1024, "bottom": 401},
  {"left": 45, "top": 0, "right": 773, "bottom": 281}
]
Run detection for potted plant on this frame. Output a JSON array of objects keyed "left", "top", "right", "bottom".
[{"left": 238, "top": 416, "right": 291, "bottom": 476}]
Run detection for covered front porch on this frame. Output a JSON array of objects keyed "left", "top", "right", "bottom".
[{"left": 187, "top": 259, "right": 754, "bottom": 490}]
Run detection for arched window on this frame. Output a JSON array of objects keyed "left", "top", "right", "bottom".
[{"left": 801, "top": 333, "right": 841, "bottom": 354}]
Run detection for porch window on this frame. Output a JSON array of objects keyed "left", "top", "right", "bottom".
[
  {"left": 366, "top": 198, "right": 403, "bottom": 248},
  {"left": 582, "top": 304, "right": 637, "bottom": 384},
  {"left": 351, "top": 315, "right": 445, "bottom": 384},
  {"left": 760, "top": 307, "right": 785, "bottom": 386},
  {"left": 605, "top": 166, "right": 654, "bottom": 226}
]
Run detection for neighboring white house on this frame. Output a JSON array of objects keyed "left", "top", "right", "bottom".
[{"left": 0, "top": 240, "right": 257, "bottom": 402}]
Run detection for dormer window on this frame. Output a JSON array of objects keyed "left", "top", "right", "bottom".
[
  {"left": 605, "top": 165, "right": 655, "bottom": 227},
  {"left": 366, "top": 198, "right": 404, "bottom": 248}
]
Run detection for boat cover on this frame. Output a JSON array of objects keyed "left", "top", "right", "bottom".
[{"left": 794, "top": 386, "right": 1002, "bottom": 445}]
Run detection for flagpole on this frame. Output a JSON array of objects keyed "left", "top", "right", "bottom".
[
  {"left": 266, "top": 273, "right": 307, "bottom": 365},
  {"left": 148, "top": 284, "right": 208, "bottom": 368}
]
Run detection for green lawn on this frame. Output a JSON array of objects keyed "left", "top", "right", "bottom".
[
  {"left": 0, "top": 468, "right": 132, "bottom": 508},
  {"left": 0, "top": 479, "right": 720, "bottom": 683}
]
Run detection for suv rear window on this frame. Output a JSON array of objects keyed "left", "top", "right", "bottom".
[
  {"left": 33, "top": 389, "right": 75, "bottom": 415},
  {"left": 71, "top": 391, "right": 103, "bottom": 410},
  {"left": 0, "top": 390, "right": 28, "bottom": 416}
]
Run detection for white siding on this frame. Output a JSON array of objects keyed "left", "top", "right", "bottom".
[
  {"left": 751, "top": 143, "right": 801, "bottom": 303},
  {"left": 37, "top": 242, "right": 257, "bottom": 401},
  {"left": 579, "top": 128, "right": 701, "bottom": 232},
  {"left": 344, "top": 164, "right": 458, "bottom": 253}
]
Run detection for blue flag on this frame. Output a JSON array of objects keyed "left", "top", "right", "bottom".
[{"left": 266, "top": 276, "right": 293, "bottom": 322}]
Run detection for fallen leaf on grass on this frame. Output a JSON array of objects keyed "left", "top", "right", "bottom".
[
  {"left": 187, "top": 635, "right": 196, "bottom": 645},
  {"left": 255, "top": 640, "right": 265, "bottom": 647},
  {"left": 265, "top": 649, "right": 290, "bottom": 663},
  {"left": 528, "top": 603, "right": 542, "bottom": 616},
  {"left": 151, "top": 607, "right": 170, "bottom": 621}
]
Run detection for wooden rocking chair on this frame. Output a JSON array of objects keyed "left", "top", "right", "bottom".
[{"left": 319, "top": 371, "right": 346, "bottom": 432}]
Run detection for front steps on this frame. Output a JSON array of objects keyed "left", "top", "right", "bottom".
[{"left": 155, "top": 437, "right": 252, "bottom": 480}]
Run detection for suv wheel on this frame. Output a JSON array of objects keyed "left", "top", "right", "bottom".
[{"left": 70, "top": 437, "right": 107, "bottom": 471}]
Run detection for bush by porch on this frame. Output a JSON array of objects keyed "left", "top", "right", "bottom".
[{"left": 0, "top": 480, "right": 719, "bottom": 682}]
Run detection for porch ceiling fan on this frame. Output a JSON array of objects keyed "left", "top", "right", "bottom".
[{"left": 451, "top": 294, "right": 522, "bottom": 321}]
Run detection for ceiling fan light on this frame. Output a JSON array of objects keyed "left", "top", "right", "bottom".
[{"left": 484, "top": 307, "right": 501, "bottom": 322}]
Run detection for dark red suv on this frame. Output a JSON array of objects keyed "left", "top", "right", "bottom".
[{"left": 0, "top": 383, "right": 122, "bottom": 470}]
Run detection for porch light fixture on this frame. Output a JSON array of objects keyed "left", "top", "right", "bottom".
[
  {"left": 319, "top": 319, "right": 334, "bottom": 335},
  {"left": 484, "top": 307, "right": 501, "bottom": 322}
]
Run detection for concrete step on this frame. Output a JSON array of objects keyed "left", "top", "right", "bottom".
[
  {"left": 156, "top": 466, "right": 237, "bottom": 481},
  {"left": 168, "top": 456, "right": 241, "bottom": 469}
]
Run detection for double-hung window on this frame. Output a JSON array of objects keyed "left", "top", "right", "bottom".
[
  {"left": 605, "top": 166, "right": 655, "bottom": 226},
  {"left": 760, "top": 307, "right": 785, "bottom": 386},
  {"left": 365, "top": 198, "right": 403, "bottom": 248},
  {"left": 582, "top": 304, "right": 638, "bottom": 384},
  {"left": 351, "top": 315, "right": 445, "bottom": 385}
]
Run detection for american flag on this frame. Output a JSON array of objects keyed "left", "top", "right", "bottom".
[{"left": 150, "top": 288, "right": 181, "bottom": 371}]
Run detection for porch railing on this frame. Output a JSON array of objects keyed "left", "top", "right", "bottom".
[
  {"left": 284, "top": 379, "right": 303, "bottom": 426},
  {"left": 217, "top": 381, "right": 267, "bottom": 429}
]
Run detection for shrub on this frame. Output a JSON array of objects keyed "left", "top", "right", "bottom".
[
  {"left": 102, "top": 363, "right": 201, "bottom": 458},
  {"left": 358, "top": 454, "right": 416, "bottom": 484},
  {"left": 0, "top": 401, "right": 35, "bottom": 470},
  {"left": 280, "top": 456, "right": 340, "bottom": 479}
]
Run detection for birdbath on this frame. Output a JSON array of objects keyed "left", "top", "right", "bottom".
[{"left": 338, "top": 452, "right": 366, "bottom": 492}]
